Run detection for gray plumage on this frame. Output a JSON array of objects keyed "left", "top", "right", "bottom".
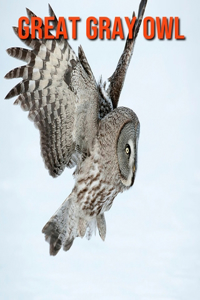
[{"left": 4, "top": 0, "right": 147, "bottom": 255}]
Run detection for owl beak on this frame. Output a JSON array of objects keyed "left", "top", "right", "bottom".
[{"left": 130, "top": 164, "right": 136, "bottom": 186}]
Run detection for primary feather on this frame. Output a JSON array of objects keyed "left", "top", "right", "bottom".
[{"left": 5, "top": 8, "right": 100, "bottom": 177}]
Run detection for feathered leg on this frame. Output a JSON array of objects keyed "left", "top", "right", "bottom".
[
  {"left": 42, "top": 194, "right": 77, "bottom": 255},
  {"left": 42, "top": 194, "right": 106, "bottom": 255}
]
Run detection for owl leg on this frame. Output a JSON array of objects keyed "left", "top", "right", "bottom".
[
  {"left": 83, "top": 214, "right": 107, "bottom": 241},
  {"left": 85, "top": 218, "right": 97, "bottom": 240},
  {"left": 42, "top": 194, "right": 77, "bottom": 255},
  {"left": 78, "top": 217, "right": 88, "bottom": 237},
  {"left": 42, "top": 195, "right": 106, "bottom": 255}
]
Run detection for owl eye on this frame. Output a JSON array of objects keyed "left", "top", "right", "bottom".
[{"left": 125, "top": 144, "right": 131, "bottom": 156}]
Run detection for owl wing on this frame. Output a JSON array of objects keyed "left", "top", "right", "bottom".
[
  {"left": 107, "top": 0, "right": 148, "bottom": 108},
  {"left": 5, "top": 6, "right": 99, "bottom": 177}
]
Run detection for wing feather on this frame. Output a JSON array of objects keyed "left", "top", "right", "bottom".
[
  {"left": 6, "top": 47, "right": 35, "bottom": 63},
  {"left": 5, "top": 5, "right": 99, "bottom": 177},
  {"left": 107, "top": 0, "right": 148, "bottom": 108}
]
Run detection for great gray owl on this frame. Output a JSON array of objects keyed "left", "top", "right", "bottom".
[{"left": 5, "top": 0, "right": 147, "bottom": 255}]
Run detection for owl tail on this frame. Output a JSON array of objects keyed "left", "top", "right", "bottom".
[{"left": 42, "top": 195, "right": 106, "bottom": 255}]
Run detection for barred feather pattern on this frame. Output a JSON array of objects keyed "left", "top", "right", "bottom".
[
  {"left": 5, "top": 1, "right": 146, "bottom": 255},
  {"left": 4, "top": 7, "right": 101, "bottom": 177},
  {"left": 42, "top": 142, "right": 117, "bottom": 255},
  {"left": 42, "top": 191, "right": 107, "bottom": 255},
  {"left": 42, "top": 107, "right": 138, "bottom": 255},
  {"left": 107, "top": 0, "right": 148, "bottom": 108}
]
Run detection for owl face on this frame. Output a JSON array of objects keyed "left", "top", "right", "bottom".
[{"left": 117, "top": 121, "right": 139, "bottom": 187}]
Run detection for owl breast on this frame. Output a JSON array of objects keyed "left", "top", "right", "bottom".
[{"left": 74, "top": 144, "right": 122, "bottom": 217}]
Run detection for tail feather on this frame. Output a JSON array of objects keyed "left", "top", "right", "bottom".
[{"left": 97, "top": 214, "right": 106, "bottom": 241}]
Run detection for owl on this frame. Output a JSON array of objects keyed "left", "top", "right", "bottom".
[{"left": 5, "top": 0, "right": 147, "bottom": 255}]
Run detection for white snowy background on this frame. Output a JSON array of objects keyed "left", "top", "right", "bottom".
[{"left": 0, "top": 0, "right": 199, "bottom": 299}]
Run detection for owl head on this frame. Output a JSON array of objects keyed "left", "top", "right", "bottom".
[
  {"left": 117, "top": 119, "right": 140, "bottom": 187},
  {"left": 98, "top": 106, "right": 140, "bottom": 189}
]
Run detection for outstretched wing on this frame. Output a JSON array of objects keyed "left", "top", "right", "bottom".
[
  {"left": 107, "top": 0, "right": 148, "bottom": 108},
  {"left": 5, "top": 5, "right": 99, "bottom": 178}
]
